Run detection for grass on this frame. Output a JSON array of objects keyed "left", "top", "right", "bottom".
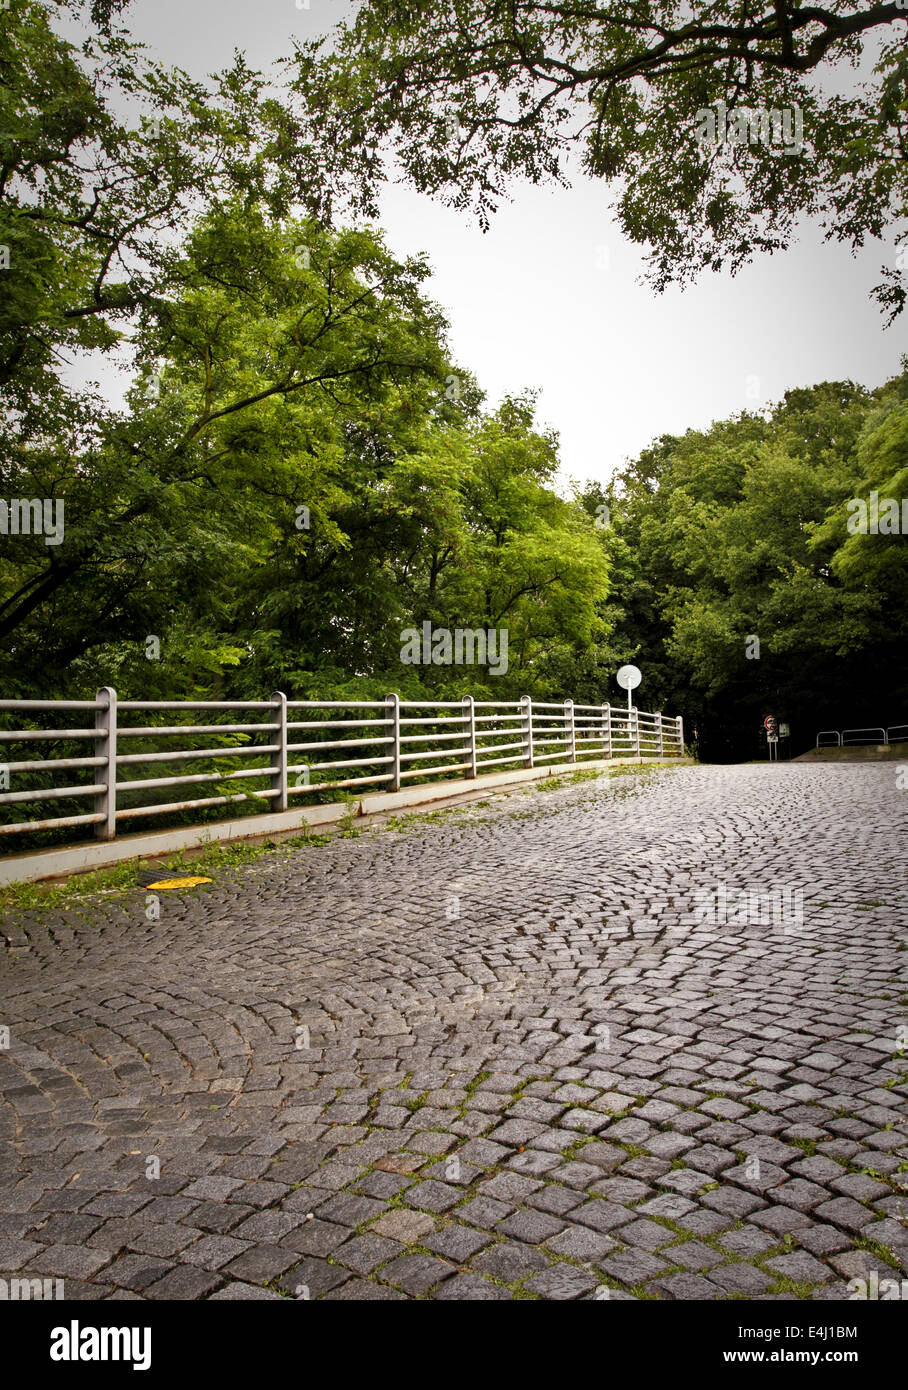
[
  {"left": 384, "top": 806, "right": 473, "bottom": 832},
  {"left": 0, "top": 856, "right": 149, "bottom": 914},
  {"left": 1, "top": 757, "right": 686, "bottom": 920},
  {"left": 335, "top": 793, "right": 372, "bottom": 838},
  {"left": 608, "top": 761, "right": 679, "bottom": 778},
  {"left": 854, "top": 1234, "right": 902, "bottom": 1272},
  {"left": 0, "top": 829, "right": 327, "bottom": 919},
  {"left": 536, "top": 767, "right": 608, "bottom": 792},
  {"left": 274, "top": 1058, "right": 908, "bottom": 1303},
  {"left": 765, "top": 1275, "right": 820, "bottom": 1299}
]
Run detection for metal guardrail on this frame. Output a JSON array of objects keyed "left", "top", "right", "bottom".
[
  {"left": 0, "top": 690, "right": 685, "bottom": 845},
  {"left": 816, "top": 725, "right": 906, "bottom": 748}
]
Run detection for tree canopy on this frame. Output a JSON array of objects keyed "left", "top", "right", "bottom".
[
  {"left": 1, "top": 2, "right": 905, "bottom": 766},
  {"left": 582, "top": 369, "right": 908, "bottom": 757},
  {"left": 292, "top": 0, "right": 908, "bottom": 319},
  {"left": 0, "top": 5, "right": 611, "bottom": 704}
]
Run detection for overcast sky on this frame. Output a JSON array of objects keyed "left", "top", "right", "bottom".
[{"left": 79, "top": 0, "right": 908, "bottom": 484}]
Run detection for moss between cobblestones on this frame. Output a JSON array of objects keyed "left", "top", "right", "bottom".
[
  {"left": 0, "top": 832, "right": 327, "bottom": 919},
  {"left": 613, "top": 1141, "right": 648, "bottom": 1161},
  {"left": 1, "top": 761, "right": 682, "bottom": 920},
  {"left": 749, "top": 1240, "right": 820, "bottom": 1300},
  {"left": 384, "top": 806, "right": 474, "bottom": 832},
  {"left": 536, "top": 769, "right": 604, "bottom": 792},
  {"left": 787, "top": 1137, "right": 908, "bottom": 1199},
  {"left": 290, "top": 1086, "right": 908, "bottom": 1302},
  {"left": 766, "top": 1276, "right": 821, "bottom": 1299},
  {"left": 297, "top": 1057, "right": 908, "bottom": 1301},
  {"left": 854, "top": 1235, "right": 902, "bottom": 1272},
  {"left": 561, "top": 1133, "right": 599, "bottom": 1161}
]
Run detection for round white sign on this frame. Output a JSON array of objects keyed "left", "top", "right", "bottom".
[{"left": 616, "top": 664, "right": 642, "bottom": 691}]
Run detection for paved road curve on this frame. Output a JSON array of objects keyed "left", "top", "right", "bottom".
[{"left": 1, "top": 764, "right": 906, "bottom": 1301}]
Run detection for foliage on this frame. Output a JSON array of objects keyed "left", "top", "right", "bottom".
[
  {"left": 596, "top": 370, "right": 908, "bottom": 757},
  {"left": 291, "top": 0, "right": 908, "bottom": 319},
  {"left": 2, "top": 2, "right": 906, "bottom": 773}
]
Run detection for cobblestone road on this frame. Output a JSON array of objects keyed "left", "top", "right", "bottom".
[{"left": 1, "top": 763, "right": 907, "bottom": 1301}]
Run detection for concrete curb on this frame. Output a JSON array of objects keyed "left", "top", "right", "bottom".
[{"left": 0, "top": 756, "right": 692, "bottom": 885}]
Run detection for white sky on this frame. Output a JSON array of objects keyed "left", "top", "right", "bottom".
[{"left": 79, "top": 0, "right": 908, "bottom": 483}]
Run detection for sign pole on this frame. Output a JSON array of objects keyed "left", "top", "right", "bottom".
[{"left": 616, "top": 667, "right": 642, "bottom": 747}]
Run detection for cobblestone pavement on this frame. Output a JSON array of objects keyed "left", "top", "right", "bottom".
[{"left": 1, "top": 763, "right": 907, "bottom": 1301}]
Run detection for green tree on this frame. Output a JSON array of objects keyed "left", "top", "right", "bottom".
[
  {"left": 0, "top": 204, "right": 453, "bottom": 694},
  {"left": 812, "top": 375, "right": 908, "bottom": 633},
  {"left": 293, "top": 0, "right": 908, "bottom": 318},
  {"left": 606, "top": 374, "right": 907, "bottom": 756},
  {"left": 2, "top": 190, "right": 613, "bottom": 705},
  {"left": 426, "top": 394, "right": 612, "bottom": 696},
  {"left": 0, "top": 0, "right": 329, "bottom": 417}
]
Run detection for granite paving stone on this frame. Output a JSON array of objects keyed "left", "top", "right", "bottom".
[
  {"left": 472, "top": 1241, "right": 550, "bottom": 1281},
  {"left": 1, "top": 763, "right": 904, "bottom": 1300}
]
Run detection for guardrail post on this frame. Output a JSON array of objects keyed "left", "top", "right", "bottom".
[
  {"left": 270, "top": 691, "right": 288, "bottom": 811},
  {"left": 94, "top": 686, "right": 117, "bottom": 840},
  {"left": 521, "top": 694, "right": 534, "bottom": 769},
  {"left": 462, "top": 694, "right": 477, "bottom": 779},
  {"left": 386, "top": 692, "right": 401, "bottom": 791},
  {"left": 2, "top": 692, "right": 689, "bottom": 855},
  {"left": 565, "top": 698, "right": 576, "bottom": 763}
]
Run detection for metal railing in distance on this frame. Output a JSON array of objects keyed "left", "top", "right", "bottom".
[
  {"left": 0, "top": 691, "right": 685, "bottom": 848},
  {"left": 816, "top": 725, "right": 908, "bottom": 748}
]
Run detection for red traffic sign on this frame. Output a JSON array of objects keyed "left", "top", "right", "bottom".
[{"left": 763, "top": 715, "right": 777, "bottom": 730}]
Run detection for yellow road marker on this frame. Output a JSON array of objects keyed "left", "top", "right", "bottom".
[{"left": 146, "top": 876, "right": 213, "bottom": 889}]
